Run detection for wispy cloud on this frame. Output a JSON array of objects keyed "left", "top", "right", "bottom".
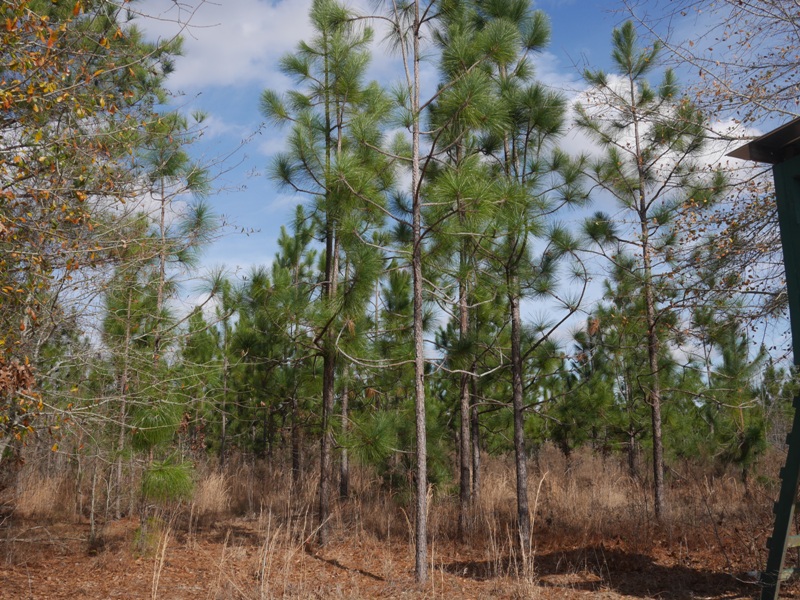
[{"left": 134, "top": 0, "right": 315, "bottom": 91}]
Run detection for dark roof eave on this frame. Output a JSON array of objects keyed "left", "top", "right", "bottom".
[{"left": 727, "top": 117, "right": 800, "bottom": 165}]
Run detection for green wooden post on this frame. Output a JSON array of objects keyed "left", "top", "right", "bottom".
[
  {"left": 760, "top": 154, "right": 800, "bottom": 599},
  {"left": 729, "top": 120, "right": 800, "bottom": 599}
]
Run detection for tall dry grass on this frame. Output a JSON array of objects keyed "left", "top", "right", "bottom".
[
  {"left": 14, "top": 471, "right": 72, "bottom": 521},
  {"left": 1, "top": 440, "right": 780, "bottom": 586}
]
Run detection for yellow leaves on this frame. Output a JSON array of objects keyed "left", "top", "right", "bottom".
[
  {"left": 51, "top": 443, "right": 58, "bottom": 452},
  {"left": 73, "top": 1, "right": 82, "bottom": 16}
]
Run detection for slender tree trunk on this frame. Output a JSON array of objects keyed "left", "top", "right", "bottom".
[
  {"left": 411, "top": 0, "right": 428, "bottom": 583},
  {"left": 339, "top": 375, "right": 350, "bottom": 499},
  {"left": 292, "top": 392, "right": 302, "bottom": 488},
  {"left": 115, "top": 289, "right": 133, "bottom": 519},
  {"left": 509, "top": 287, "right": 531, "bottom": 559},
  {"left": 458, "top": 275, "right": 471, "bottom": 540},
  {"left": 219, "top": 350, "right": 228, "bottom": 471},
  {"left": 89, "top": 460, "right": 98, "bottom": 548},
  {"left": 628, "top": 66, "right": 665, "bottom": 521},
  {"left": 639, "top": 183, "right": 665, "bottom": 521},
  {"left": 642, "top": 250, "right": 665, "bottom": 520},
  {"left": 340, "top": 265, "right": 351, "bottom": 500},
  {"left": 318, "top": 230, "right": 339, "bottom": 546},
  {"left": 318, "top": 21, "right": 341, "bottom": 545},
  {"left": 153, "top": 181, "right": 168, "bottom": 366},
  {"left": 471, "top": 386, "right": 481, "bottom": 504}
]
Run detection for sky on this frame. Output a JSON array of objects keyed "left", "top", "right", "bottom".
[
  {"left": 127, "top": 0, "right": 783, "bottom": 356},
  {"left": 132, "top": 0, "right": 628, "bottom": 276}
]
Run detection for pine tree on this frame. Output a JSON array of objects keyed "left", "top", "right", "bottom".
[
  {"left": 471, "top": 0, "right": 588, "bottom": 558},
  {"left": 577, "top": 21, "right": 725, "bottom": 519},
  {"left": 261, "top": 0, "right": 390, "bottom": 544}
]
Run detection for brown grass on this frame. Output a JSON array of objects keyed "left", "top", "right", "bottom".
[
  {"left": 14, "top": 471, "right": 71, "bottom": 521},
  {"left": 193, "top": 471, "right": 230, "bottom": 519},
  {"left": 0, "top": 442, "right": 784, "bottom": 598}
]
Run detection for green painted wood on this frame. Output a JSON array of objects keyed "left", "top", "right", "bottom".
[{"left": 760, "top": 154, "right": 800, "bottom": 600}]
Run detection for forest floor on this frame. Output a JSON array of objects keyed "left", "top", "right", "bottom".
[
  {"left": 0, "top": 511, "right": 792, "bottom": 599},
  {"left": 0, "top": 448, "right": 794, "bottom": 599},
  {"left": 0, "top": 519, "right": 788, "bottom": 600}
]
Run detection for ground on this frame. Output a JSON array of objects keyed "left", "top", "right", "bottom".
[{"left": 0, "top": 516, "right": 791, "bottom": 600}]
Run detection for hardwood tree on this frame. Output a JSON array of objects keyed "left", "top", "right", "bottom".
[
  {"left": 626, "top": 0, "right": 796, "bottom": 324},
  {"left": 0, "top": 0, "right": 183, "bottom": 458}
]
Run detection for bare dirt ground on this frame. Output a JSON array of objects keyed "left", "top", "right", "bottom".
[{"left": 0, "top": 515, "right": 791, "bottom": 600}]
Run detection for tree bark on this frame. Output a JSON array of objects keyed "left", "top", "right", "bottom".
[
  {"left": 411, "top": 0, "right": 428, "bottom": 583},
  {"left": 291, "top": 392, "right": 302, "bottom": 488},
  {"left": 471, "top": 389, "right": 481, "bottom": 504},
  {"left": 339, "top": 377, "right": 350, "bottom": 499},
  {"left": 509, "top": 287, "right": 531, "bottom": 559},
  {"left": 115, "top": 289, "right": 132, "bottom": 519},
  {"left": 219, "top": 350, "right": 228, "bottom": 471},
  {"left": 630, "top": 67, "right": 665, "bottom": 521},
  {"left": 458, "top": 276, "right": 471, "bottom": 540}
]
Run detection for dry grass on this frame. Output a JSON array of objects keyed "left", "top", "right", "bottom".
[
  {"left": 0, "top": 442, "right": 781, "bottom": 598},
  {"left": 193, "top": 471, "right": 230, "bottom": 520},
  {"left": 0, "top": 441, "right": 787, "bottom": 599},
  {"left": 14, "top": 471, "right": 71, "bottom": 521}
]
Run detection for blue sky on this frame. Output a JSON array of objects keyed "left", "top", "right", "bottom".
[
  {"left": 133, "top": 0, "right": 627, "bottom": 277},
  {"left": 129, "top": 0, "right": 789, "bottom": 358}
]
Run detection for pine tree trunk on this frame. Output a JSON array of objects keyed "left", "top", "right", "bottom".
[
  {"left": 291, "top": 393, "right": 302, "bottom": 488},
  {"left": 509, "top": 288, "right": 531, "bottom": 559},
  {"left": 153, "top": 181, "right": 168, "bottom": 366},
  {"left": 318, "top": 228, "right": 339, "bottom": 546},
  {"left": 641, "top": 191, "right": 665, "bottom": 522},
  {"left": 458, "top": 276, "right": 471, "bottom": 540},
  {"left": 471, "top": 393, "right": 481, "bottom": 504},
  {"left": 339, "top": 377, "right": 350, "bottom": 499},
  {"left": 629, "top": 63, "right": 666, "bottom": 521},
  {"left": 628, "top": 427, "right": 637, "bottom": 478},
  {"left": 116, "top": 289, "right": 133, "bottom": 519},
  {"left": 411, "top": 0, "right": 428, "bottom": 583},
  {"left": 219, "top": 351, "right": 228, "bottom": 471}
]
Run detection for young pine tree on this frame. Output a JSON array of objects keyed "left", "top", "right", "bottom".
[{"left": 577, "top": 21, "right": 725, "bottom": 520}]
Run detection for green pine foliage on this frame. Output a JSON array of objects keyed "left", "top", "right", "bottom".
[{"left": 10, "top": 2, "right": 797, "bottom": 568}]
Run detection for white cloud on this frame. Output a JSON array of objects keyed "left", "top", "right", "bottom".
[
  {"left": 266, "top": 192, "right": 303, "bottom": 212},
  {"left": 190, "top": 111, "right": 251, "bottom": 141},
  {"left": 134, "top": 0, "right": 315, "bottom": 91},
  {"left": 256, "top": 132, "right": 288, "bottom": 158}
]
